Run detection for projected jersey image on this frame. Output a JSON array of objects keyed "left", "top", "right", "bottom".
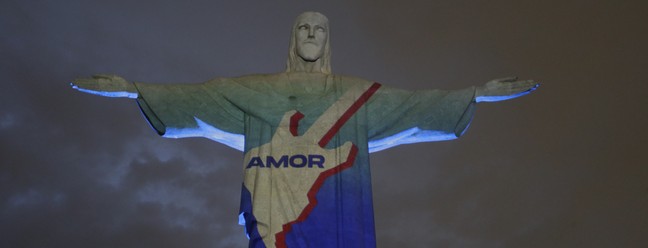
[
  {"left": 71, "top": 11, "right": 537, "bottom": 248},
  {"left": 133, "top": 74, "right": 476, "bottom": 247}
]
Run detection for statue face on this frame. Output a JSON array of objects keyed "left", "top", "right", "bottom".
[{"left": 295, "top": 13, "right": 328, "bottom": 62}]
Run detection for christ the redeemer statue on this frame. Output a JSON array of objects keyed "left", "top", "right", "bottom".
[{"left": 72, "top": 12, "right": 538, "bottom": 248}]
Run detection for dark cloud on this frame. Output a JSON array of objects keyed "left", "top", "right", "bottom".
[{"left": 1, "top": 0, "right": 647, "bottom": 247}]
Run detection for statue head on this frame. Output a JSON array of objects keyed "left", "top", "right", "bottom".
[{"left": 286, "top": 12, "right": 331, "bottom": 74}]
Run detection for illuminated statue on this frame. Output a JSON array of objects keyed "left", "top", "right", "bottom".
[{"left": 72, "top": 12, "right": 538, "bottom": 248}]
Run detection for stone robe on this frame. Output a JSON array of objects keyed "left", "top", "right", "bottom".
[{"left": 134, "top": 72, "right": 476, "bottom": 248}]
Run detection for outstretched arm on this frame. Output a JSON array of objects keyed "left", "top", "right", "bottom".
[
  {"left": 475, "top": 77, "right": 539, "bottom": 103},
  {"left": 70, "top": 74, "right": 138, "bottom": 98}
]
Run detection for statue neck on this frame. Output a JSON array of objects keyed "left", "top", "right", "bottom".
[{"left": 295, "top": 59, "right": 324, "bottom": 73}]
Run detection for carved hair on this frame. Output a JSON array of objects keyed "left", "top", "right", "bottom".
[{"left": 286, "top": 12, "right": 331, "bottom": 74}]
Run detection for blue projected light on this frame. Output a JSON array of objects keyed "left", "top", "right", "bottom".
[
  {"left": 368, "top": 127, "right": 457, "bottom": 152},
  {"left": 161, "top": 117, "right": 244, "bottom": 151},
  {"left": 71, "top": 83, "right": 138, "bottom": 99},
  {"left": 475, "top": 84, "right": 539, "bottom": 103}
]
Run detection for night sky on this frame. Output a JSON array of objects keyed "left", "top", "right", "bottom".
[{"left": 2, "top": 0, "right": 647, "bottom": 247}]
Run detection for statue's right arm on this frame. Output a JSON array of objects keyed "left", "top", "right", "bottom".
[{"left": 70, "top": 74, "right": 138, "bottom": 98}]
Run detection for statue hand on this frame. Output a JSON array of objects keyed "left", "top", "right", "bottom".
[
  {"left": 70, "top": 74, "right": 138, "bottom": 98},
  {"left": 475, "top": 77, "right": 539, "bottom": 103}
]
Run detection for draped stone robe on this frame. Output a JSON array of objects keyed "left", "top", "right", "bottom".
[{"left": 134, "top": 72, "right": 476, "bottom": 248}]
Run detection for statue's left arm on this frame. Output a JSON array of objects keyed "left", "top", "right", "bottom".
[
  {"left": 366, "top": 85, "right": 477, "bottom": 152},
  {"left": 366, "top": 77, "right": 538, "bottom": 152}
]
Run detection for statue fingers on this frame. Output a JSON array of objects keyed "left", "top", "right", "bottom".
[
  {"left": 71, "top": 76, "right": 138, "bottom": 98},
  {"left": 510, "top": 80, "right": 539, "bottom": 93},
  {"left": 489, "top": 76, "right": 518, "bottom": 84},
  {"left": 92, "top": 74, "right": 127, "bottom": 82},
  {"left": 70, "top": 78, "right": 109, "bottom": 96},
  {"left": 92, "top": 74, "right": 113, "bottom": 79},
  {"left": 71, "top": 77, "right": 102, "bottom": 91},
  {"left": 502, "top": 76, "right": 519, "bottom": 82}
]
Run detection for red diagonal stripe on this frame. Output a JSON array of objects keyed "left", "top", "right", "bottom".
[
  {"left": 318, "top": 82, "right": 381, "bottom": 147},
  {"left": 275, "top": 82, "right": 381, "bottom": 247}
]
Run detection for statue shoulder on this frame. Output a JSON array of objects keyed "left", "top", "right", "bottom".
[
  {"left": 332, "top": 74, "right": 375, "bottom": 85},
  {"left": 204, "top": 73, "right": 285, "bottom": 85},
  {"left": 201, "top": 73, "right": 378, "bottom": 89},
  {"left": 235, "top": 73, "right": 285, "bottom": 82},
  {"left": 199, "top": 74, "right": 273, "bottom": 89}
]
